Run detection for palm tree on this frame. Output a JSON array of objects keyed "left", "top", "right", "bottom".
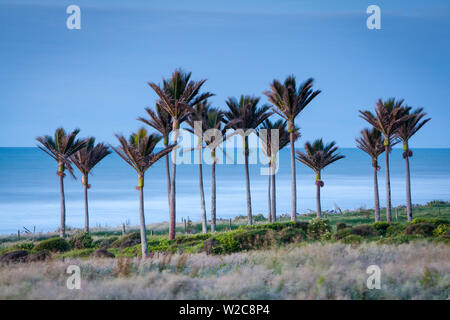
[
  {"left": 112, "top": 128, "right": 174, "bottom": 258},
  {"left": 296, "top": 139, "right": 345, "bottom": 218},
  {"left": 264, "top": 76, "right": 321, "bottom": 221},
  {"left": 185, "top": 100, "right": 210, "bottom": 233},
  {"left": 147, "top": 69, "right": 213, "bottom": 240},
  {"left": 396, "top": 107, "right": 430, "bottom": 221},
  {"left": 224, "top": 95, "right": 272, "bottom": 225},
  {"left": 355, "top": 128, "right": 385, "bottom": 222},
  {"left": 71, "top": 138, "right": 111, "bottom": 233},
  {"left": 359, "top": 98, "right": 410, "bottom": 222},
  {"left": 36, "top": 128, "right": 87, "bottom": 238},
  {"left": 138, "top": 103, "right": 173, "bottom": 209},
  {"left": 259, "top": 119, "right": 299, "bottom": 222}
]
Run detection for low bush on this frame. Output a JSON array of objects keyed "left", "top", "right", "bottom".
[
  {"left": 433, "top": 224, "right": 449, "bottom": 237},
  {"left": 405, "top": 223, "right": 435, "bottom": 237},
  {"left": 307, "top": 218, "right": 332, "bottom": 240},
  {"left": 350, "top": 225, "right": 377, "bottom": 237},
  {"left": 13, "top": 241, "right": 35, "bottom": 251},
  {"left": 34, "top": 238, "right": 71, "bottom": 252},
  {"left": 341, "top": 234, "right": 362, "bottom": 244},
  {"left": 69, "top": 233, "right": 94, "bottom": 249},
  {"left": 111, "top": 232, "right": 140, "bottom": 248},
  {"left": 411, "top": 217, "right": 449, "bottom": 226},
  {"left": 372, "top": 222, "right": 390, "bottom": 236},
  {"left": 386, "top": 223, "right": 406, "bottom": 237},
  {"left": 277, "top": 227, "right": 306, "bottom": 244},
  {"left": 59, "top": 248, "right": 95, "bottom": 258},
  {"left": 336, "top": 222, "right": 350, "bottom": 231},
  {"left": 334, "top": 228, "right": 353, "bottom": 240}
]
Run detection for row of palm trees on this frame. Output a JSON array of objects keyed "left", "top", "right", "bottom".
[
  {"left": 357, "top": 98, "right": 430, "bottom": 222},
  {"left": 36, "top": 69, "right": 429, "bottom": 258}
]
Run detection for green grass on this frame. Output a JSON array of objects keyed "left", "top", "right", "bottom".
[{"left": 1, "top": 202, "right": 449, "bottom": 259}]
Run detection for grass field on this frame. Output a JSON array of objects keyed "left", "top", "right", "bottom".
[{"left": 0, "top": 201, "right": 448, "bottom": 300}]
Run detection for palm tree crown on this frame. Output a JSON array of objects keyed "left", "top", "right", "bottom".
[
  {"left": 355, "top": 128, "right": 384, "bottom": 168},
  {"left": 138, "top": 103, "right": 173, "bottom": 145},
  {"left": 147, "top": 69, "right": 213, "bottom": 126},
  {"left": 396, "top": 107, "right": 431, "bottom": 156},
  {"left": 113, "top": 129, "right": 174, "bottom": 179},
  {"left": 296, "top": 139, "right": 345, "bottom": 181},
  {"left": 359, "top": 98, "right": 410, "bottom": 146},
  {"left": 71, "top": 138, "right": 111, "bottom": 179},
  {"left": 36, "top": 128, "right": 87, "bottom": 176},
  {"left": 224, "top": 95, "right": 272, "bottom": 134},
  {"left": 263, "top": 76, "right": 321, "bottom": 131}
]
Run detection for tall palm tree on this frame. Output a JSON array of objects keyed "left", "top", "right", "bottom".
[
  {"left": 264, "top": 76, "right": 321, "bottom": 221},
  {"left": 138, "top": 103, "right": 173, "bottom": 209},
  {"left": 355, "top": 128, "right": 385, "bottom": 222},
  {"left": 296, "top": 139, "right": 345, "bottom": 218},
  {"left": 359, "top": 98, "right": 410, "bottom": 222},
  {"left": 112, "top": 128, "right": 174, "bottom": 258},
  {"left": 396, "top": 107, "right": 430, "bottom": 221},
  {"left": 36, "top": 128, "right": 87, "bottom": 238},
  {"left": 185, "top": 100, "right": 210, "bottom": 233},
  {"left": 224, "top": 95, "right": 272, "bottom": 225},
  {"left": 147, "top": 69, "right": 213, "bottom": 240},
  {"left": 259, "top": 119, "right": 299, "bottom": 222},
  {"left": 71, "top": 138, "right": 111, "bottom": 233}
]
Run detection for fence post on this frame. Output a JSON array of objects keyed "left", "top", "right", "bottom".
[
  {"left": 17, "top": 230, "right": 20, "bottom": 241},
  {"left": 122, "top": 223, "right": 126, "bottom": 235},
  {"left": 184, "top": 219, "right": 187, "bottom": 234},
  {"left": 395, "top": 208, "right": 398, "bottom": 221},
  {"left": 229, "top": 218, "right": 232, "bottom": 230}
]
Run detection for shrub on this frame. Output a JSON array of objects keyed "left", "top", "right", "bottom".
[
  {"left": 411, "top": 217, "right": 449, "bottom": 226},
  {"left": 95, "top": 236, "right": 119, "bottom": 249},
  {"left": 253, "top": 214, "right": 267, "bottom": 222},
  {"left": 14, "top": 242, "right": 35, "bottom": 251},
  {"left": 433, "top": 224, "right": 449, "bottom": 237},
  {"left": 334, "top": 228, "right": 353, "bottom": 240},
  {"left": 111, "top": 232, "right": 140, "bottom": 248},
  {"left": 351, "top": 225, "right": 377, "bottom": 237},
  {"left": 59, "top": 248, "right": 95, "bottom": 258},
  {"left": 341, "top": 235, "right": 362, "bottom": 245},
  {"left": 372, "top": 222, "right": 390, "bottom": 236},
  {"left": 307, "top": 218, "right": 332, "bottom": 241},
  {"left": 69, "top": 233, "right": 94, "bottom": 249},
  {"left": 34, "top": 238, "right": 71, "bottom": 252},
  {"left": 277, "top": 227, "right": 306, "bottom": 244},
  {"left": 405, "top": 223, "right": 435, "bottom": 237},
  {"left": 336, "top": 222, "right": 350, "bottom": 231},
  {"left": 386, "top": 223, "right": 406, "bottom": 237}
]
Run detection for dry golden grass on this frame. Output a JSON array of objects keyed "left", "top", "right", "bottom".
[{"left": 0, "top": 241, "right": 449, "bottom": 299}]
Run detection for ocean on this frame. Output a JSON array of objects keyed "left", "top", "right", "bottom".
[{"left": 0, "top": 147, "right": 449, "bottom": 234}]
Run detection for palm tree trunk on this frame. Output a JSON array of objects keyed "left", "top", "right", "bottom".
[
  {"left": 164, "top": 140, "right": 171, "bottom": 207},
  {"left": 373, "top": 166, "right": 380, "bottom": 222},
  {"left": 385, "top": 146, "right": 392, "bottom": 222},
  {"left": 211, "top": 149, "right": 217, "bottom": 233},
  {"left": 316, "top": 179, "right": 322, "bottom": 219},
  {"left": 198, "top": 139, "right": 207, "bottom": 233},
  {"left": 83, "top": 174, "right": 89, "bottom": 233},
  {"left": 138, "top": 175, "right": 148, "bottom": 258},
  {"left": 405, "top": 154, "right": 412, "bottom": 221},
  {"left": 267, "top": 163, "right": 272, "bottom": 223},
  {"left": 243, "top": 136, "right": 253, "bottom": 225},
  {"left": 271, "top": 162, "right": 276, "bottom": 222},
  {"left": 58, "top": 167, "right": 66, "bottom": 238},
  {"left": 289, "top": 127, "right": 297, "bottom": 222},
  {"left": 169, "top": 122, "right": 178, "bottom": 240}
]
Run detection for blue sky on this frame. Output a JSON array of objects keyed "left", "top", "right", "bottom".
[{"left": 0, "top": 0, "right": 449, "bottom": 147}]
